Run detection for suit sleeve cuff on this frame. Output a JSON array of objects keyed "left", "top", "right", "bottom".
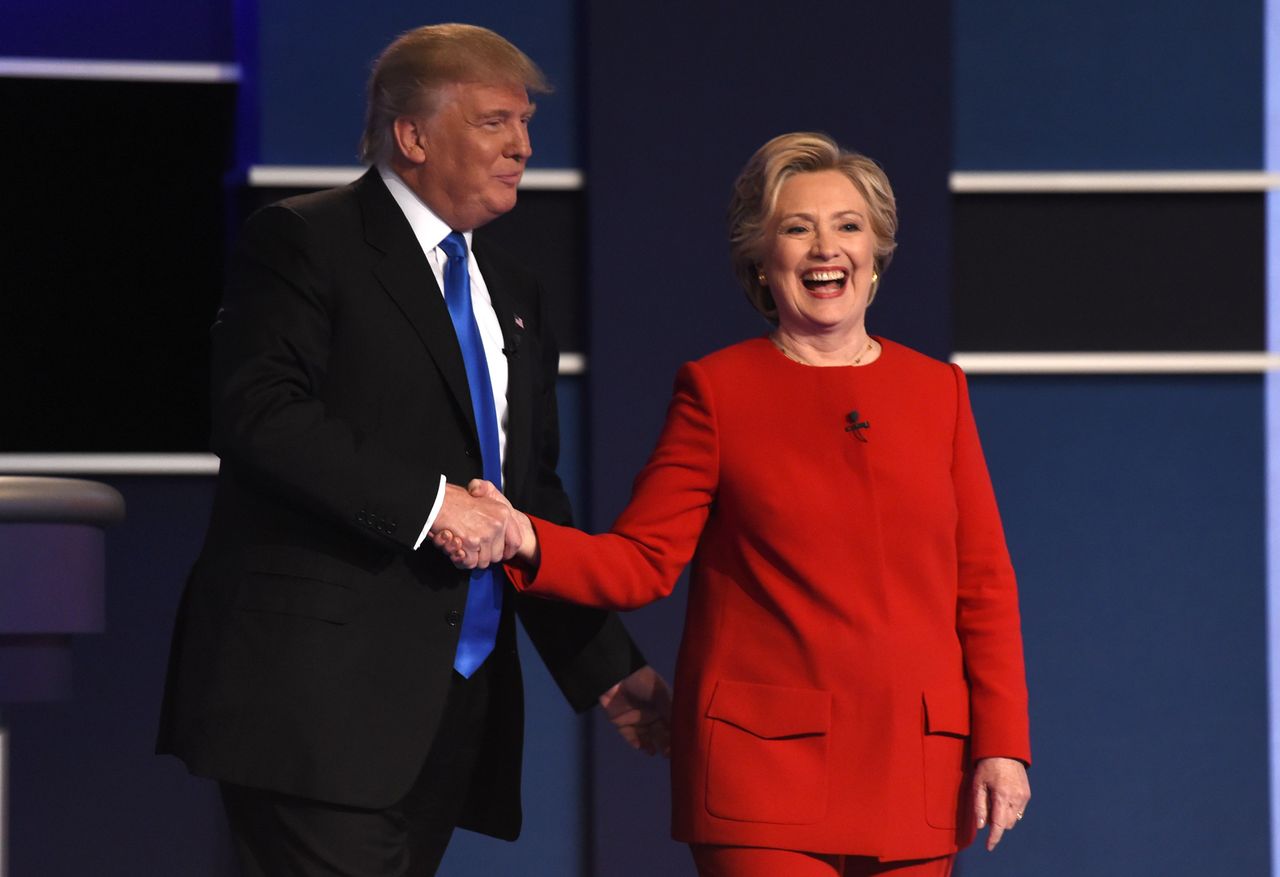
[{"left": 555, "top": 613, "right": 649, "bottom": 712}]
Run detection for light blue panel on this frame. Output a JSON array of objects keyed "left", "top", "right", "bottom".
[
  {"left": 437, "top": 375, "right": 589, "bottom": 875},
  {"left": 955, "top": 0, "right": 1263, "bottom": 169},
  {"left": 255, "top": 0, "right": 580, "bottom": 167},
  {"left": 956, "top": 375, "right": 1268, "bottom": 875}
]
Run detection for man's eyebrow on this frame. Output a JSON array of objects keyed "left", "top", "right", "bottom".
[{"left": 478, "top": 103, "right": 537, "bottom": 119}]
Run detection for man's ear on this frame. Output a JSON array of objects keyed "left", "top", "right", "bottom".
[{"left": 392, "top": 116, "right": 428, "bottom": 165}]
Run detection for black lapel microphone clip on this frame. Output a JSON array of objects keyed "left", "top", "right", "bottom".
[{"left": 845, "top": 410, "right": 870, "bottom": 442}]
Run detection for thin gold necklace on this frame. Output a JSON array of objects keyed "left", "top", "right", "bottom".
[{"left": 770, "top": 333, "right": 877, "bottom": 367}]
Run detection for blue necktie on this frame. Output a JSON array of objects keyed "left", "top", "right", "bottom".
[{"left": 439, "top": 231, "right": 503, "bottom": 678}]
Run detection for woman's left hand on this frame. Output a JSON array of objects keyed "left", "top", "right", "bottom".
[{"left": 971, "top": 756, "right": 1030, "bottom": 851}]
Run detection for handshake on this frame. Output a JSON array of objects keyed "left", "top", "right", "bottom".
[
  {"left": 428, "top": 480, "right": 538, "bottom": 569},
  {"left": 433, "top": 481, "right": 673, "bottom": 757}
]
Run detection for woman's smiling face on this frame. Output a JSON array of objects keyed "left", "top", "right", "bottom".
[{"left": 759, "top": 169, "right": 878, "bottom": 338}]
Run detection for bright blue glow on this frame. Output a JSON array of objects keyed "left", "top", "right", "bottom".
[{"left": 1266, "top": 1, "right": 1280, "bottom": 873}]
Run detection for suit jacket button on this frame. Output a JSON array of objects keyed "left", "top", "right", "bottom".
[
  {"left": 464, "top": 448, "right": 475, "bottom": 458},
  {"left": 389, "top": 521, "right": 398, "bottom": 533},
  {"left": 446, "top": 610, "right": 461, "bottom": 626}
]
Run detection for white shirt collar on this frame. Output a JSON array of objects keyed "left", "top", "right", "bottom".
[{"left": 377, "top": 164, "right": 473, "bottom": 256}]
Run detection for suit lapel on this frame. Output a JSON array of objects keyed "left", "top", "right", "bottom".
[
  {"left": 355, "top": 170, "right": 478, "bottom": 440},
  {"left": 474, "top": 239, "right": 532, "bottom": 501}
]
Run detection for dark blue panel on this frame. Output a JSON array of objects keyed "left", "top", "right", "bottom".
[
  {"left": 7, "top": 477, "right": 231, "bottom": 877},
  {"left": 439, "top": 625, "right": 587, "bottom": 876},
  {"left": 7, "top": 383, "right": 592, "bottom": 875},
  {"left": 585, "top": 3, "right": 953, "bottom": 875},
  {"left": 555, "top": 376, "right": 587, "bottom": 517},
  {"left": 0, "top": 0, "right": 234, "bottom": 61},
  {"left": 955, "top": 0, "right": 1263, "bottom": 169},
  {"left": 256, "top": 1, "right": 579, "bottom": 167},
  {"left": 957, "top": 376, "right": 1268, "bottom": 875},
  {"left": 7, "top": 466, "right": 590, "bottom": 876},
  {"left": 438, "top": 377, "right": 589, "bottom": 875}
]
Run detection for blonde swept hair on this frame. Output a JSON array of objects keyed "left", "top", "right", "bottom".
[
  {"left": 358, "top": 23, "right": 551, "bottom": 165},
  {"left": 728, "top": 132, "right": 898, "bottom": 323}
]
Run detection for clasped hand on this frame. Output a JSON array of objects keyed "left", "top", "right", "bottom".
[
  {"left": 429, "top": 480, "right": 533, "bottom": 568},
  {"left": 430, "top": 482, "right": 672, "bottom": 757}
]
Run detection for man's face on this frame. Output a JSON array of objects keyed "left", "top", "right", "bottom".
[{"left": 412, "top": 81, "right": 534, "bottom": 231}]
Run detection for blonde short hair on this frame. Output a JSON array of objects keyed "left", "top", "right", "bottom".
[
  {"left": 358, "top": 23, "right": 551, "bottom": 164},
  {"left": 728, "top": 132, "right": 898, "bottom": 323}
]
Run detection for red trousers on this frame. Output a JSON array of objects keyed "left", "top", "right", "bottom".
[{"left": 691, "top": 846, "right": 955, "bottom": 877}]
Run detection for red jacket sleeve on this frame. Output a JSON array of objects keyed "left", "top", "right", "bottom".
[
  {"left": 508, "top": 361, "right": 719, "bottom": 610},
  {"left": 950, "top": 364, "right": 1032, "bottom": 764}
]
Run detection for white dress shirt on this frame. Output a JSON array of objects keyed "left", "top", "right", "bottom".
[{"left": 378, "top": 166, "right": 510, "bottom": 549}]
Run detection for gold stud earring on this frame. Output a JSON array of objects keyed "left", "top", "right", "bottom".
[
  {"left": 757, "top": 272, "right": 768, "bottom": 286},
  {"left": 872, "top": 271, "right": 880, "bottom": 285}
]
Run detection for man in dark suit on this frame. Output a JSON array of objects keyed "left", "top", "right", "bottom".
[{"left": 158, "top": 23, "right": 670, "bottom": 876}]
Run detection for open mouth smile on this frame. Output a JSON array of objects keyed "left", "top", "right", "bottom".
[{"left": 801, "top": 268, "right": 848, "bottom": 295}]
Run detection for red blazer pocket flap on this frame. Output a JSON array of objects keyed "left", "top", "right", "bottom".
[
  {"left": 923, "top": 685, "right": 971, "bottom": 736},
  {"left": 706, "top": 680, "right": 831, "bottom": 739}
]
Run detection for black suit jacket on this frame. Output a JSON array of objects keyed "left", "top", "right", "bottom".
[{"left": 158, "top": 169, "right": 642, "bottom": 838}]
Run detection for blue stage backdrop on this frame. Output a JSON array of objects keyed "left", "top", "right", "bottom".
[
  {"left": 253, "top": 0, "right": 581, "bottom": 168},
  {"left": 954, "top": 0, "right": 1262, "bottom": 170},
  {"left": 958, "top": 375, "right": 1269, "bottom": 875},
  {"left": 0, "top": 0, "right": 234, "bottom": 60},
  {"left": 3, "top": 1, "right": 1277, "bottom": 875}
]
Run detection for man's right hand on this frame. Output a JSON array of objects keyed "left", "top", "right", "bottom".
[{"left": 429, "top": 483, "right": 523, "bottom": 569}]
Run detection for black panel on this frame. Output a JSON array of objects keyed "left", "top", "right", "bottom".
[
  {"left": 954, "top": 193, "right": 1264, "bottom": 350},
  {"left": 0, "top": 78, "right": 236, "bottom": 451},
  {"left": 237, "top": 186, "right": 585, "bottom": 352}
]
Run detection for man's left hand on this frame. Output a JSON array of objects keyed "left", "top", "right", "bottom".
[{"left": 599, "top": 665, "right": 672, "bottom": 757}]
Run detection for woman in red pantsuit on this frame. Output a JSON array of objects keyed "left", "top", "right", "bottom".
[{"left": 440, "top": 132, "right": 1030, "bottom": 876}]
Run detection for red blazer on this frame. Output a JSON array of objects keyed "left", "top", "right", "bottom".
[{"left": 511, "top": 337, "right": 1030, "bottom": 859}]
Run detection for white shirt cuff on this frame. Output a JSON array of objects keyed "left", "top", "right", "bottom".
[{"left": 413, "top": 474, "right": 449, "bottom": 550}]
